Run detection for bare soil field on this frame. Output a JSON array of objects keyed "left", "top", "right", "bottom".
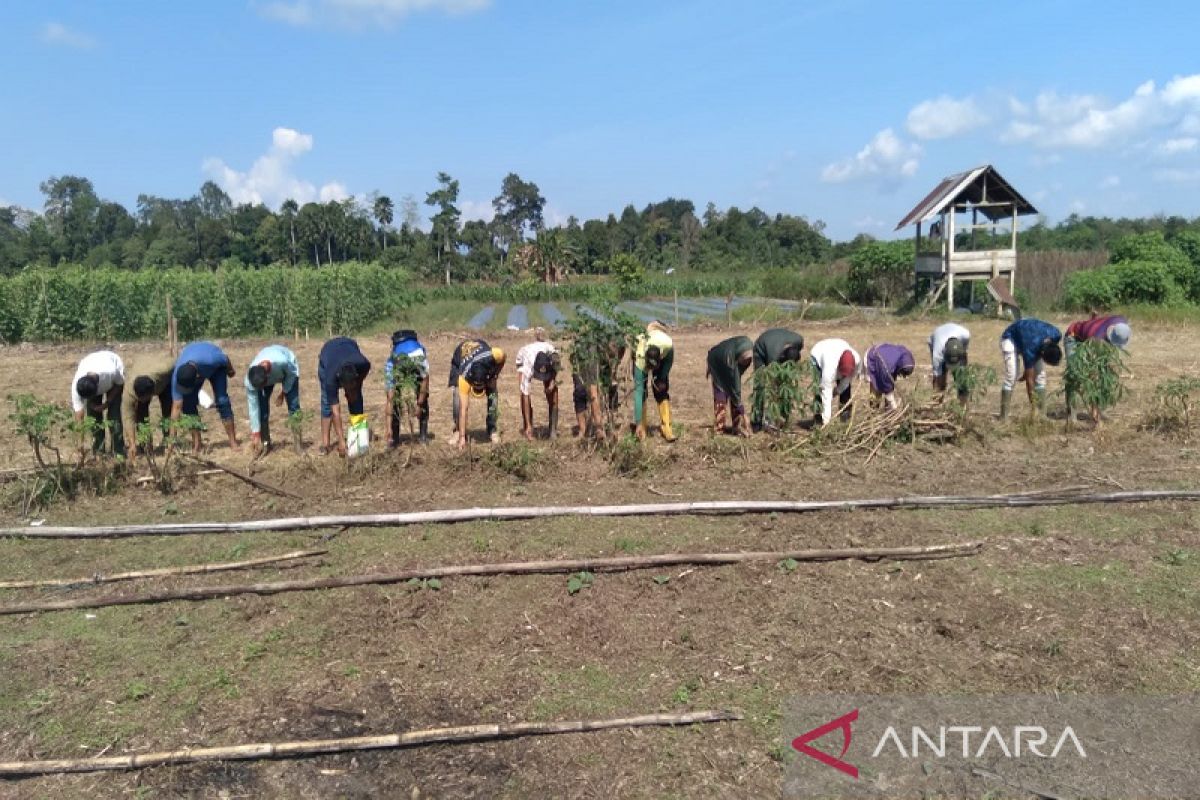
[{"left": 0, "top": 313, "right": 1198, "bottom": 798}]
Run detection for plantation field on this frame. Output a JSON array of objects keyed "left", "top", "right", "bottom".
[{"left": 1, "top": 313, "right": 1199, "bottom": 798}]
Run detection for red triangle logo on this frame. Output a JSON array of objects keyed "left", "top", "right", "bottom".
[{"left": 791, "top": 708, "right": 859, "bottom": 779}]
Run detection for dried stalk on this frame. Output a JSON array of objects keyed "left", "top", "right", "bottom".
[
  {"left": 182, "top": 455, "right": 301, "bottom": 500},
  {"left": 0, "top": 709, "right": 741, "bottom": 775},
  {"left": 0, "top": 549, "right": 326, "bottom": 591},
  {"left": 0, "top": 542, "right": 982, "bottom": 615}
]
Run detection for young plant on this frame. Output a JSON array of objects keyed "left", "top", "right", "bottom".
[
  {"left": 951, "top": 364, "right": 998, "bottom": 406},
  {"left": 1142, "top": 376, "right": 1200, "bottom": 438},
  {"left": 484, "top": 441, "right": 543, "bottom": 480},
  {"left": 751, "top": 360, "right": 802, "bottom": 430},
  {"left": 1062, "top": 340, "right": 1127, "bottom": 426},
  {"left": 385, "top": 353, "right": 425, "bottom": 444},
  {"left": 562, "top": 301, "right": 643, "bottom": 436},
  {"left": 285, "top": 409, "right": 314, "bottom": 454}
]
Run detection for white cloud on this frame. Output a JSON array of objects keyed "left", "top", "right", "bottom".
[
  {"left": 821, "top": 128, "right": 921, "bottom": 184},
  {"left": 459, "top": 199, "right": 495, "bottom": 223},
  {"left": 1158, "top": 137, "right": 1198, "bottom": 155},
  {"left": 202, "top": 127, "right": 348, "bottom": 208},
  {"left": 1099, "top": 175, "right": 1121, "bottom": 189},
  {"left": 1068, "top": 199, "right": 1087, "bottom": 213},
  {"left": 906, "top": 95, "right": 988, "bottom": 140},
  {"left": 1163, "top": 74, "right": 1200, "bottom": 105},
  {"left": 259, "top": 0, "right": 491, "bottom": 28},
  {"left": 40, "top": 22, "right": 96, "bottom": 49}
]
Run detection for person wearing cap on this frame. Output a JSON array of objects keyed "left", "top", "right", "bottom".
[
  {"left": 70, "top": 349, "right": 127, "bottom": 457},
  {"left": 707, "top": 335, "right": 754, "bottom": 435},
  {"left": 632, "top": 321, "right": 676, "bottom": 442},
  {"left": 245, "top": 344, "right": 300, "bottom": 454},
  {"left": 809, "top": 338, "right": 860, "bottom": 426},
  {"left": 385, "top": 329, "right": 431, "bottom": 446},
  {"left": 170, "top": 341, "right": 240, "bottom": 452},
  {"left": 516, "top": 330, "right": 561, "bottom": 441},
  {"left": 864, "top": 343, "right": 915, "bottom": 410},
  {"left": 751, "top": 328, "right": 805, "bottom": 431},
  {"left": 127, "top": 353, "right": 176, "bottom": 456},
  {"left": 449, "top": 338, "right": 506, "bottom": 449},
  {"left": 1065, "top": 313, "right": 1132, "bottom": 353},
  {"left": 318, "top": 336, "right": 371, "bottom": 456},
  {"left": 571, "top": 336, "right": 626, "bottom": 440},
  {"left": 928, "top": 322, "right": 971, "bottom": 398},
  {"left": 1000, "top": 318, "right": 1062, "bottom": 419}
]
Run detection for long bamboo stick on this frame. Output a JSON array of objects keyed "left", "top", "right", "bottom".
[
  {"left": 0, "top": 542, "right": 981, "bottom": 615},
  {"left": 0, "top": 489, "right": 1195, "bottom": 540},
  {"left": 0, "top": 709, "right": 740, "bottom": 776},
  {"left": 0, "top": 549, "right": 327, "bottom": 591}
]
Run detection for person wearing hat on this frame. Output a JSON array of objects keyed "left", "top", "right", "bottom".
[
  {"left": 809, "top": 338, "right": 860, "bottom": 426},
  {"left": 70, "top": 349, "right": 127, "bottom": 457},
  {"left": 864, "top": 343, "right": 915, "bottom": 410},
  {"left": 751, "top": 328, "right": 805, "bottom": 431},
  {"left": 571, "top": 335, "right": 626, "bottom": 440},
  {"left": 318, "top": 336, "right": 371, "bottom": 456},
  {"left": 707, "top": 335, "right": 754, "bottom": 435},
  {"left": 1000, "top": 318, "right": 1062, "bottom": 419},
  {"left": 385, "top": 329, "right": 431, "bottom": 446},
  {"left": 170, "top": 341, "right": 240, "bottom": 452},
  {"left": 1065, "top": 313, "right": 1132, "bottom": 353},
  {"left": 127, "top": 353, "right": 176, "bottom": 456},
  {"left": 516, "top": 330, "right": 562, "bottom": 440},
  {"left": 449, "top": 338, "right": 506, "bottom": 449},
  {"left": 245, "top": 344, "right": 301, "bottom": 454},
  {"left": 632, "top": 321, "right": 676, "bottom": 441},
  {"left": 928, "top": 322, "right": 970, "bottom": 398}
]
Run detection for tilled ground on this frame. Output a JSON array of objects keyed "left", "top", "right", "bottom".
[{"left": 0, "top": 314, "right": 1198, "bottom": 798}]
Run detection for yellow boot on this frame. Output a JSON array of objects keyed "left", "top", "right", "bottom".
[{"left": 657, "top": 399, "right": 677, "bottom": 442}]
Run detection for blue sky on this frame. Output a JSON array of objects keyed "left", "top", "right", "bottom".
[{"left": 3, "top": 0, "right": 1200, "bottom": 240}]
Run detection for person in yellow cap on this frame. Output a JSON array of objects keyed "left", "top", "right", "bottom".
[
  {"left": 449, "top": 338, "right": 506, "bottom": 450},
  {"left": 632, "top": 321, "right": 676, "bottom": 442}
]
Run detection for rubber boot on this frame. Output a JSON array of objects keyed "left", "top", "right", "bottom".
[
  {"left": 999, "top": 389, "right": 1012, "bottom": 420},
  {"left": 548, "top": 406, "right": 558, "bottom": 439},
  {"left": 658, "top": 399, "right": 677, "bottom": 442}
]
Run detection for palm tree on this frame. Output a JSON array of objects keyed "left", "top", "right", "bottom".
[
  {"left": 372, "top": 195, "right": 394, "bottom": 252},
  {"left": 281, "top": 199, "right": 299, "bottom": 265}
]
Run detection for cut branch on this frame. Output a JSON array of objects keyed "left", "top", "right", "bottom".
[
  {"left": 0, "top": 709, "right": 740, "bottom": 776},
  {"left": 0, "top": 542, "right": 981, "bottom": 615},
  {"left": 183, "top": 455, "right": 301, "bottom": 500},
  {"left": 0, "top": 549, "right": 326, "bottom": 591},
  {"left": 1, "top": 489, "right": 1197, "bottom": 540}
]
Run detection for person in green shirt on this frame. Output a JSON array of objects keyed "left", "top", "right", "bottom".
[
  {"left": 128, "top": 353, "right": 176, "bottom": 457},
  {"left": 707, "top": 336, "right": 754, "bottom": 435}
]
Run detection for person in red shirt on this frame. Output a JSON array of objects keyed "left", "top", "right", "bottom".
[{"left": 1065, "top": 314, "right": 1131, "bottom": 352}]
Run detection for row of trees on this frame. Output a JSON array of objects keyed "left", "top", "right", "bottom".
[
  {"left": 5, "top": 173, "right": 1200, "bottom": 282},
  {"left": 0, "top": 172, "right": 834, "bottom": 280}
]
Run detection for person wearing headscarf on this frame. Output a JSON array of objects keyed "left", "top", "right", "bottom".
[
  {"left": 809, "top": 338, "right": 860, "bottom": 426},
  {"left": 707, "top": 335, "right": 754, "bottom": 435},
  {"left": 632, "top": 321, "right": 676, "bottom": 441},
  {"left": 449, "top": 338, "right": 506, "bottom": 449},
  {"left": 864, "top": 343, "right": 915, "bottom": 410}
]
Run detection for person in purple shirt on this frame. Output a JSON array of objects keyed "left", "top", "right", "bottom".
[
  {"left": 170, "top": 341, "right": 241, "bottom": 452},
  {"left": 864, "top": 343, "right": 915, "bottom": 410},
  {"left": 1000, "top": 318, "right": 1062, "bottom": 419}
]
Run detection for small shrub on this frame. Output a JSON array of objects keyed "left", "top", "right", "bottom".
[
  {"left": 484, "top": 441, "right": 542, "bottom": 480},
  {"left": 1062, "top": 340, "right": 1127, "bottom": 424},
  {"left": 1141, "top": 376, "right": 1200, "bottom": 438},
  {"left": 752, "top": 361, "right": 803, "bottom": 430},
  {"left": 1061, "top": 268, "right": 1118, "bottom": 310},
  {"left": 607, "top": 433, "right": 655, "bottom": 477},
  {"left": 951, "top": 364, "right": 998, "bottom": 405},
  {"left": 566, "top": 571, "right": 594, "bottom": 595},
  {"left": 847, "top": 240, "right": 913, "bottom": 306}
]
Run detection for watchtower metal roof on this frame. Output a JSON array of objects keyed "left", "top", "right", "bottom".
[{"left": 894, "top": 164, "right": 1037, "bottom": 231}]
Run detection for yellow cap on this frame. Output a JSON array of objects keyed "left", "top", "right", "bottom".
[{"left": 491, "top": 347, "right": 506, "bottom": 366}]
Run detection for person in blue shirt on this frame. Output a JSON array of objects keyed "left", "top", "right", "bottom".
[
  {"left": 245, "top": 344, "right": 301, "bottom": 453},
  {"left": 170, "top": 341, "right": 241, "bottom": 452},
  {"left": 318, "top": 337, "right": 371, "bottom": 456},
  {"left": 385, "top": 329, "right": 431, "bottom": 446},
  {"left": 999, "top": 318, "right": 1062, "bottom": 419}
]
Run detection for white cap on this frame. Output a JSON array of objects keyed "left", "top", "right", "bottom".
[{"left": 1107, "top": 323, "right": 1131, "bottom": 350}]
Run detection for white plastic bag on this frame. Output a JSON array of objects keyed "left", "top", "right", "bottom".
[
  {"left": 198, "top": 388, "right": 214, "bottom": 409},
  {"left": 346, "top": 414, "right": 370, "bottom": 459}
]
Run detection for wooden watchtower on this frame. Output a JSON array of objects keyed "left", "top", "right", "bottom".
[{"left": 895, "top": 165, "right": 1037, "bottom": 311}]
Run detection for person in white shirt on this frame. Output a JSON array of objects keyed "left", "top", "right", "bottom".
[
  {"left": 928, "top": 323, "right": 971, "bottom": 398},
  {"left": 515, "top": 329, "right": 561, "bottom": 440},
  {"left": 809, "top": 338, "right": 860, "bottom": 426},
  {"left": 70, "top": 350, "right": 126, "bottom": 457}
]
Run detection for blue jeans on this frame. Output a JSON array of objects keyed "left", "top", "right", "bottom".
[
  {"left": 180, "top": 373, "right": 233, "bottom": 421},
  {"left": 256, "top": 382, "right": 301, "bottom": 443}
]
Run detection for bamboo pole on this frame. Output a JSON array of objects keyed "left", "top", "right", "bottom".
[
  {"left": 0, "top": 709, "right": 740, "bottom": 776},
  {"left": 0, "top": 549, "right": 326, "bottom": 591},
  {"left": 1, "top": 489, "right": 1196, "bottom": 540},
  {"left": 0, "top": 542, "right": 981, "bottom": 615}
]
